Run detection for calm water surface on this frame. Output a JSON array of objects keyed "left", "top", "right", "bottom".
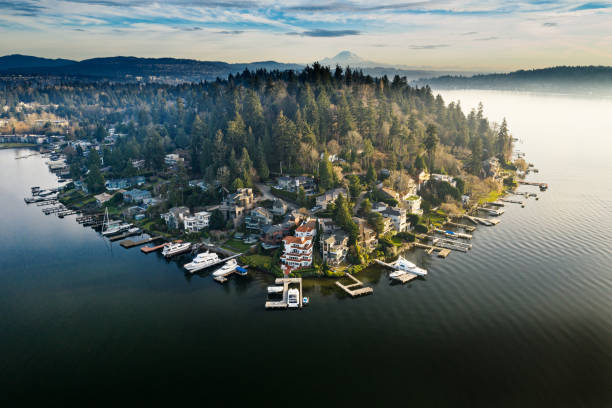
[{"left": 1, "top": 91, "right": 611, "bottom": 406}]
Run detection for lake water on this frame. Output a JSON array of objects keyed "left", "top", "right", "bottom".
[{"left": 1, "top": 91, "right": 611, "bottom": 405}]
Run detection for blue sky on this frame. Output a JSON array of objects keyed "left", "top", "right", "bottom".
[{"left": 1, "top": 0, "right": 611, "bottom": 70}]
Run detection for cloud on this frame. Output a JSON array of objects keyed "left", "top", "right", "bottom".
[
  {"left": 474, "top": 36, "right": 499, "bottom": 41},
  {"left": 218, "top": 30, "right": 244, "bottom": 34},
  {"left": 0, "top": 0, "right": 44, "bottom": 16},
  {"left": 409, "top": 44, "right": 449, "bottom": 50},
  {"left": 461, "top": 31, "right": 478, "bottom": 35},
  {"left": 288, "top": 29, "right": 361, "bottom": 37},
  {"left": 542, "top": 22, "right": 558, "bottom": 26},
  {"left": 571, "top": 2, "right": 612, "bottom": 11}
]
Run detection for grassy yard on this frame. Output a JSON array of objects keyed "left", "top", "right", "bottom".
[
  {"left": 479, "top": 190, "right": 502, "bottom": 205},
  {"left": 222, "top": 238, "right": 254, "bottom": 253}
]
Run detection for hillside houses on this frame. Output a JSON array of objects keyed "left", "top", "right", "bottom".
[
  {"left": 244, "top": 207, "right": 273, "bottom": 233},
  {"left": 315, "top": 187, "right": 347, "bottom": 208},
  {"left": 219, "top": 188, "right": 255, "bottom": 226},
  {"left": 105, "top": 176, "right": 145, "bottom": 191},
  {"left": 276, "top": 176, "right": 316, "bottom": 194},
  {"left": 161, "top": 206, "right": 191, "bottom": 230}
]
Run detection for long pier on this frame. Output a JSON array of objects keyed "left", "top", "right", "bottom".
[
  {"left": 335, "top": 273, "right": 373, "bottom": 297},
  {"left": 500, "top": 198, "right": 524, "bottom": 205},
  {"left": 141, "top": 242, "right": 170, "bottom": 253},
  {"left": 477, "top": 207, "right": 505, "bottom": 216},
  {"left": 431, "top": 237, "right": 471, "bottom": 252}
]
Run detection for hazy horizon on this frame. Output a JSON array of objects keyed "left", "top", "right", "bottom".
[{"left": 1, "top": 1, "right": 612, "bottom": 71}]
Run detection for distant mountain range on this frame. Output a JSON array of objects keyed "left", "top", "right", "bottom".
[
  {"left": 0, "top": 54, "right": 303, "bottom": 82},
  {"left": 0, "top": 52, "right": 479, "bottom": 83},
  {"left": 417, "top": 66, "right": 612, "bottom": 94}
]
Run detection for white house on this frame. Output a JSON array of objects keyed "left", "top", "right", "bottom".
[
  {"left": 184, "top": 211, "right": 211, "bottom": 233},
  {"left": 381, "top": 207, "right": 409, "bottom": 232},
  {"left": 405, "top": 195, "right": 423, "bottom": 216}
]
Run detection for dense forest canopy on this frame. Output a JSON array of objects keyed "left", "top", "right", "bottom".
[{"left": 0, "top": 64, "right": 511, "bottom": 186}]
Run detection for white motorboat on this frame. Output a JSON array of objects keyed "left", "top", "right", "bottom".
[
  {"left": 267, "top": 286, "right": 284, "bottom": 295},
  {"left": 127, "top": 227, "right": 141, "bottom": 234},
  {"left": 184, "top": 251, "right": 220, "bottom": 273},
  {"left": 212, "top": 259, "right": 238, "bottom": 277},
  {"left": 162, "top": 242, "right": 192, "bottom": 258},
  {"left": 390, "top": 256, "right": 428, "bottom": 277},
  {"left": 287, "top": 288, "right": 300, "bottom": 308}
]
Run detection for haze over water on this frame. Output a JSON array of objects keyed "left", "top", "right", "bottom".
[{"left": 1, "top": 90, "right": 611, "bottom": 405}]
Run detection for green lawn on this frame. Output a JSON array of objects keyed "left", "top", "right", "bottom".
[{"left": 222, "top": 238, "right": 254, "bottom": 253}]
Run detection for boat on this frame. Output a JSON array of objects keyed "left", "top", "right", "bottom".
[
  {"left": 267, "top": 286, "right": 284, "bottom": 294},
  {"left": 127, "top": 227, "right": 141, "bottom": 234},
  {"left": 389, "top": 256, "right": 428, "bottom": 277},
  {"left": 161, "top": 242, "right": 192, "bottom": 258},
  {"left": 102, "top": 222, "right": 132, "bottom": 236},
  {"left": 184, "top": 251, "right": 220, "bottom": 273},
  {"left": 212, "top": 259, "right": 238, "bottom": 277},
  {"left": 287, "top": 288, "right": 300, "bottom": 308}
]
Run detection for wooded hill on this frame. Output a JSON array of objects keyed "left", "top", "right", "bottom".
[{"left": 0, "top": 63, "right": 512, "bottom": 186}]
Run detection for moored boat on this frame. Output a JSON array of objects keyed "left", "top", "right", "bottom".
[
  {"left": 162, "top": 242, "right": 192, "bottom": 258},
  {"left": 212, "top": 259, "right": 238, "bottom": 277},
  {"left": 184, "top": 251, "right": 220, "bottom": 273}
]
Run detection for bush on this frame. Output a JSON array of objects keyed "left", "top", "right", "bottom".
[
  {"left": 394, "top": 231, "right": 416, "bottom": 242},
  {"left": 414, "top": 224, "right": 429, "bottom": 234}
]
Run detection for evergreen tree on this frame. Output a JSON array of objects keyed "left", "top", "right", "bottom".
[{"left": 318, "top": 153, "right": 333, "bottom": 190}]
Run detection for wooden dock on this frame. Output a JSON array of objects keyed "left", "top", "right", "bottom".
[
  {"left": 463, "top": 215, "right": 500, "bottom": 226},
  {"left": 391, "top": 272, "right": 418, "bottom": 283},
  {"left": 335, "top": 273, "right": 373, "bottom": 297},
  {"left": 141, "top": 242, "right": 170, "bottom": 253},
  {"left": 477, "top": 207, "right": 505, "bottom": 216},
  {"left": 120, "top": 236, "right": 163, "bottom": 248},
  {"left": 108, "top": 229, "right": 142, "bottom": 242},
  {"left": 431, "top": 238, "right": 471, "bottom": 252},
  {"left": 445, "top": 221, "right": 476, "bottom": 232},
  {"left": 265, "top": 277, "right": 303, "bottom": 309},
  {"left": 413, "top": 242, "right": 452, "bottom": 258}
]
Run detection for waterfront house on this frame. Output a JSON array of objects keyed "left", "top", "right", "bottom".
[
  {"left": 73, "top": 180, "right": 89, "bottom": 194},
  {"left": 381, "top": 206, "right": 409, "bottom": 232},
  {"left": 123, "top": 188, "right": 152, "bottom": 204},
  {"left": 353, "top": 217, "right": 378, "bottom": 251},
  {"left": 320, "top": 230, "right": 349, "bottom": 265},
  {"left": 161, "top": 206, "right": 191, "bottom": 230},
  {"left": 184, "top": 211, "right": 211, "bottom": 233},
  {"left": 261, "top": 224, "right": 285, "bottom": 248},
  {"left": 372, "top": 201, "right": 388, "bottom": 213},
  {"left": 315, "top": 187, "right": 347, "bottom": 209},
  {"left": 271, "top": 198, "right": 288, "bottom": 216},
  {"left": 280, "top": 219, "right": 316, "bottom": 274},
  {"left": 131, "top": 159, "right": 145, "bottom": 169},
  {"left": 244, "top": 207, "right": 273, "bottom": 233},
  {"left": 94, "top": 192, "right": 113, "bottom": 206}
]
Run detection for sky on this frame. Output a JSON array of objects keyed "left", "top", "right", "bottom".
[{"left": 1, "top": 0, "right": 612, "bottom": 71}]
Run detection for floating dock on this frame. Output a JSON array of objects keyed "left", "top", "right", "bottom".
[
  {"left": 463, "top": 215, "right": 500, "bottom": 226},
  {"left": 120, "top": 236, "right": 163, "bottom": 248},
  {"left": 500, "top": 198, "right": 524, "bottom": 205},
  {"left": 477, "top": 207, "right": 505, "bottom": 216},
  {"left": 265, "top": 277, "right": 303, "bottom": 309},
  {"left": 413, "top": 242, "right": 452, "bottom": 258},
  {"left": 108, "top": 229, "right": 142, "bottom": 241},
  {"left": 432, "top": 237, "right": 471, "bottom": 252},
  {"left": 335, "top": 273, "right": 373, "bottom": 297}
]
